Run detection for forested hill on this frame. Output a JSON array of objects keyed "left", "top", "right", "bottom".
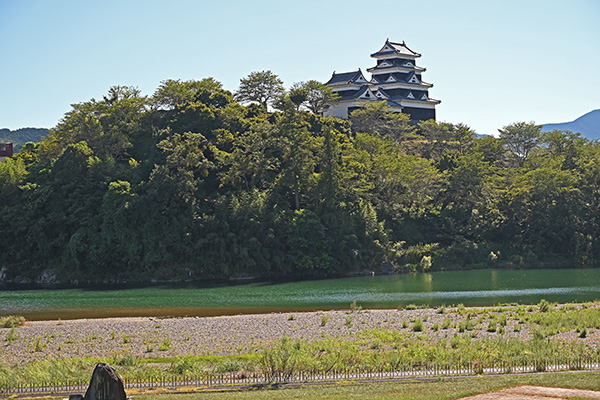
[
  {"left": 0, "top": 127, "right": 50, "bottom": 152},
  {"left": 1, "top": 77, "right": 599, "bottom": 285}
]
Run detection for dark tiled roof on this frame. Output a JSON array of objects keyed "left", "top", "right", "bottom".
[
  {"left": 377, "top": 88, "right": 391, "bottom": 99},
  {"left": 325, "top": 69, "right": 368, "bottom": 85},
  {"left": 336, "top": 85, "right": 380, "bottom": 100},
  {"left": 377, "top": 87, "right": 433, "bottom": 102},
  {"left": 371, "top": 72, "right": 423, "bottom": 85},
  {"left": 352, "top": 86, "right": 373, "bottom": 99},
  {"left": 367, "top": 59, "right": 425, "bottom": 73},
  {"left": 386, "top": 100, "right": 403, "bottom": 108},
  {"left": 371, "top": 39, "right": 421, "bottom": 58},
  {"left": 336, "top": 89, "right": 362, "bottom": 100}
]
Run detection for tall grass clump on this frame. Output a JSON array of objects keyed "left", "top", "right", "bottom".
[
  {"left": 170, "top": 357, "right": 198, "bottom": 375},
  {"left": 0, "top": 315, "right": 26, "bottom": 328},
  {"left": 538, "top": 299, "right": 551, "bottom": 313},
  {"left": 412, "top": 318, "right": 424, "bottom": 332},
  {"left": 6, "top": 327, "right": 19, "bottom": 343},
  {"left": 258, "top": 336, "right": 299, "bottom": 382}
]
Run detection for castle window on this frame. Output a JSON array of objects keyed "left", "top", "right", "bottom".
[{"left": 408, "top": 74, "right": 420, "bottom": 84}]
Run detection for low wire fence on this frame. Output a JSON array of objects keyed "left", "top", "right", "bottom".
[{"left": 2, "top": 357, "right": 600, "bottom": 396}]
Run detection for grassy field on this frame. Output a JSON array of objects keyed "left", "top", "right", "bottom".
[{"left": 133, "top": 372, "right": 600, "bottom": 400}]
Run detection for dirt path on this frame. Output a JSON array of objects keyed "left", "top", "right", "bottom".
[{"left": 460, "top": 385, "right": 600, "bottom": 399}]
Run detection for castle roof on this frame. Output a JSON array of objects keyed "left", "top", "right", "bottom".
[
  {"left": 326, "top": 69, "right": 369, "bottom": 86},
  {"left": 371, "top": 39, "right": 421, "bottom": 58},
  {"left": 367, "top": 59, "right": 425, "bottom": 73},
  {"left": 336, "top": 85, "right": 379, "bottom": 100},
  {"left": 377, "top": 88, "right": 440, "bottom": 104},
  {"left": 386, "top": 99, "right": 403, "bottom": 109},
  {"left": 370, "top": 72, "right": 430, "bottom": 87}
]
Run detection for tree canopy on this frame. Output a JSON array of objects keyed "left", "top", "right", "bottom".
[
  {"left": 235, "top": 70, "right": 284, "bottom": 109},
  {"left": 1, "top": 78, "right": 599, "bottom": 285}
]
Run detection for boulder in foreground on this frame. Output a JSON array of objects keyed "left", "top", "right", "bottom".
[{"left": 84, "top": 363, "right": 127, "bottom": 400}]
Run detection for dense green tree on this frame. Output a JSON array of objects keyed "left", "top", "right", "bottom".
[
  {"left": 42, "top": 86, "right": 147, "bottom": 161},
  {"left": 471, "top": 134, "right": 505, "bottom": 165},
  {"left": 0, "top": 157, "right": 27, "bottom": 186},
  {"left": 498, "top": 121, "right": 542, "bottom": 167},
  {"left": 350, "top": 102, "right": 417, "bottom": 142},
  {"left": 439, "top": 153, "right": 497, "bottom": 238},
  {"left": 273, "top": 109, "right": 318, "bottom": 210},
  {"left": 235, "top": 70, "right": 284, "bottom": 109},
  {"left": 219, "top": 122, "right": 279, "bottom": 191},
  {"left": 152, "top": 78, "right": 224, "bottom": 110},
  {"left": 290, "top": 80, "right": 339, "bottom": 115}
]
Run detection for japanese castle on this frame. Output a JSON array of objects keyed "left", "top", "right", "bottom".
[{"left": 324, "top": 39, "right": 440, "bottom": 121}]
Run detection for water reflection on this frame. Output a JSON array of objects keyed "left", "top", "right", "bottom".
[{"left": 1, "top": 268, "right": 600, "bottom": 320}]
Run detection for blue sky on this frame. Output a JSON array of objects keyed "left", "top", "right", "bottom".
[{"left": 1, "top": 0, "right": 598, "bottom": 135}]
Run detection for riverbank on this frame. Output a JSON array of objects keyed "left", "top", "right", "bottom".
[{"left": 2, "top": 303, "right": 599, "bottom": 366}]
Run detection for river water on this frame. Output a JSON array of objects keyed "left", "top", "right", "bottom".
[{"left": 1, "top": 268, "right": 599, "bottom": 320}]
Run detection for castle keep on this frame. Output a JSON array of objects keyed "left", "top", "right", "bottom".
[{"left": 324, "top": 39, "right": 440, "bottom": 121}]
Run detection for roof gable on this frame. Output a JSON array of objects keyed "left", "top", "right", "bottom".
[
  {"left": 354, "top": 85, "right": 378, "bottom": 100},
  {"left": 371, "top": 39, "right": 421, "bottom": 58},
  {"left": 408, "top": 73, "right": 420, "bottom": 84},
  {"left": 326, "top": 69, "right": 369, "bottom": 85}
]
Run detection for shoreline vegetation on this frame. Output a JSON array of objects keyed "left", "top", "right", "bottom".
[
  {"left": 0, "top": 259, "right": 584, "bottom": 289},
  {"left": 2, "top": 77, "right": 600, "bottom": 285},
  {"left": 1, "top": 302, "right": 599, "bottom": 387}
]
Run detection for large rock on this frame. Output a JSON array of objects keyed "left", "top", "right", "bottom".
[{"left": 84, "top": 363, "right": 127, "bottom": 400}]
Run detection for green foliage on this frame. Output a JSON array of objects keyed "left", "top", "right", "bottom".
[
  {"left": 345, "top": 315, "right": 354, "bottom": 328},
  {"left": 538, "top": 299, "right": 551, "bottom": 313},
  {"left": 441, "top": 318, "right": 452, "bottom": 329},
  {"left": 258, "top": 336, "right": 299, "bottom": 381},
  {"left": 294, "top": 80, "right": 340, "bottom": 114},
  {"left": 170, "top": 357, "right": 197, "bottom": 375},
  {"left": 350, "top": 300, "right": 362, "bottom": 312},
  {"left": 235, "top": 70, "right": 284, "bottom": 109},
  {"left": 151, "top": 78, "right": 227, "bottom": 110},
  {"left": 115, "top": 353, "right": 138, "bottom": 367},
  {"left": 498, "top": 121, "right": 542, "bottom": 167},
  {"left": 159, "top": 339, "right": 172, "bottom": 351},
  {"left": 412, "top": 318, "right": 424, "bottom": 332},
  {"left": 0, "top": 315, "right": 26, "bottom": 328},
  {"left": 350, "top": 101, "right": 417, "bottom": 142},
  {"left": 0, "top": 157, "right": 27, "bottom": 186},
  {"left": 6, "top": 327, "right": 19, "bottom": 343},
  {"left": 2, "top": 78, "right": 600, "bottom": 285}
]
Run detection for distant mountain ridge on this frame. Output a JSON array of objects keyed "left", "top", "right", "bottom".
[
  {"left": 542, "top": 109, "right": 600, "bottom": 140},
  {"left": 0, "top": 127, "right": 50, "bottom": 152}
]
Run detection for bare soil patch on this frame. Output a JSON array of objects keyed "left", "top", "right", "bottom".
[{"left": 460, "top": 385, "right": 600, "bottom": 399}]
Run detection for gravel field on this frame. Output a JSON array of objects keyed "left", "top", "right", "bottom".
[{"left": 1, "top": 305, "right": 598, "bottom": 365}]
